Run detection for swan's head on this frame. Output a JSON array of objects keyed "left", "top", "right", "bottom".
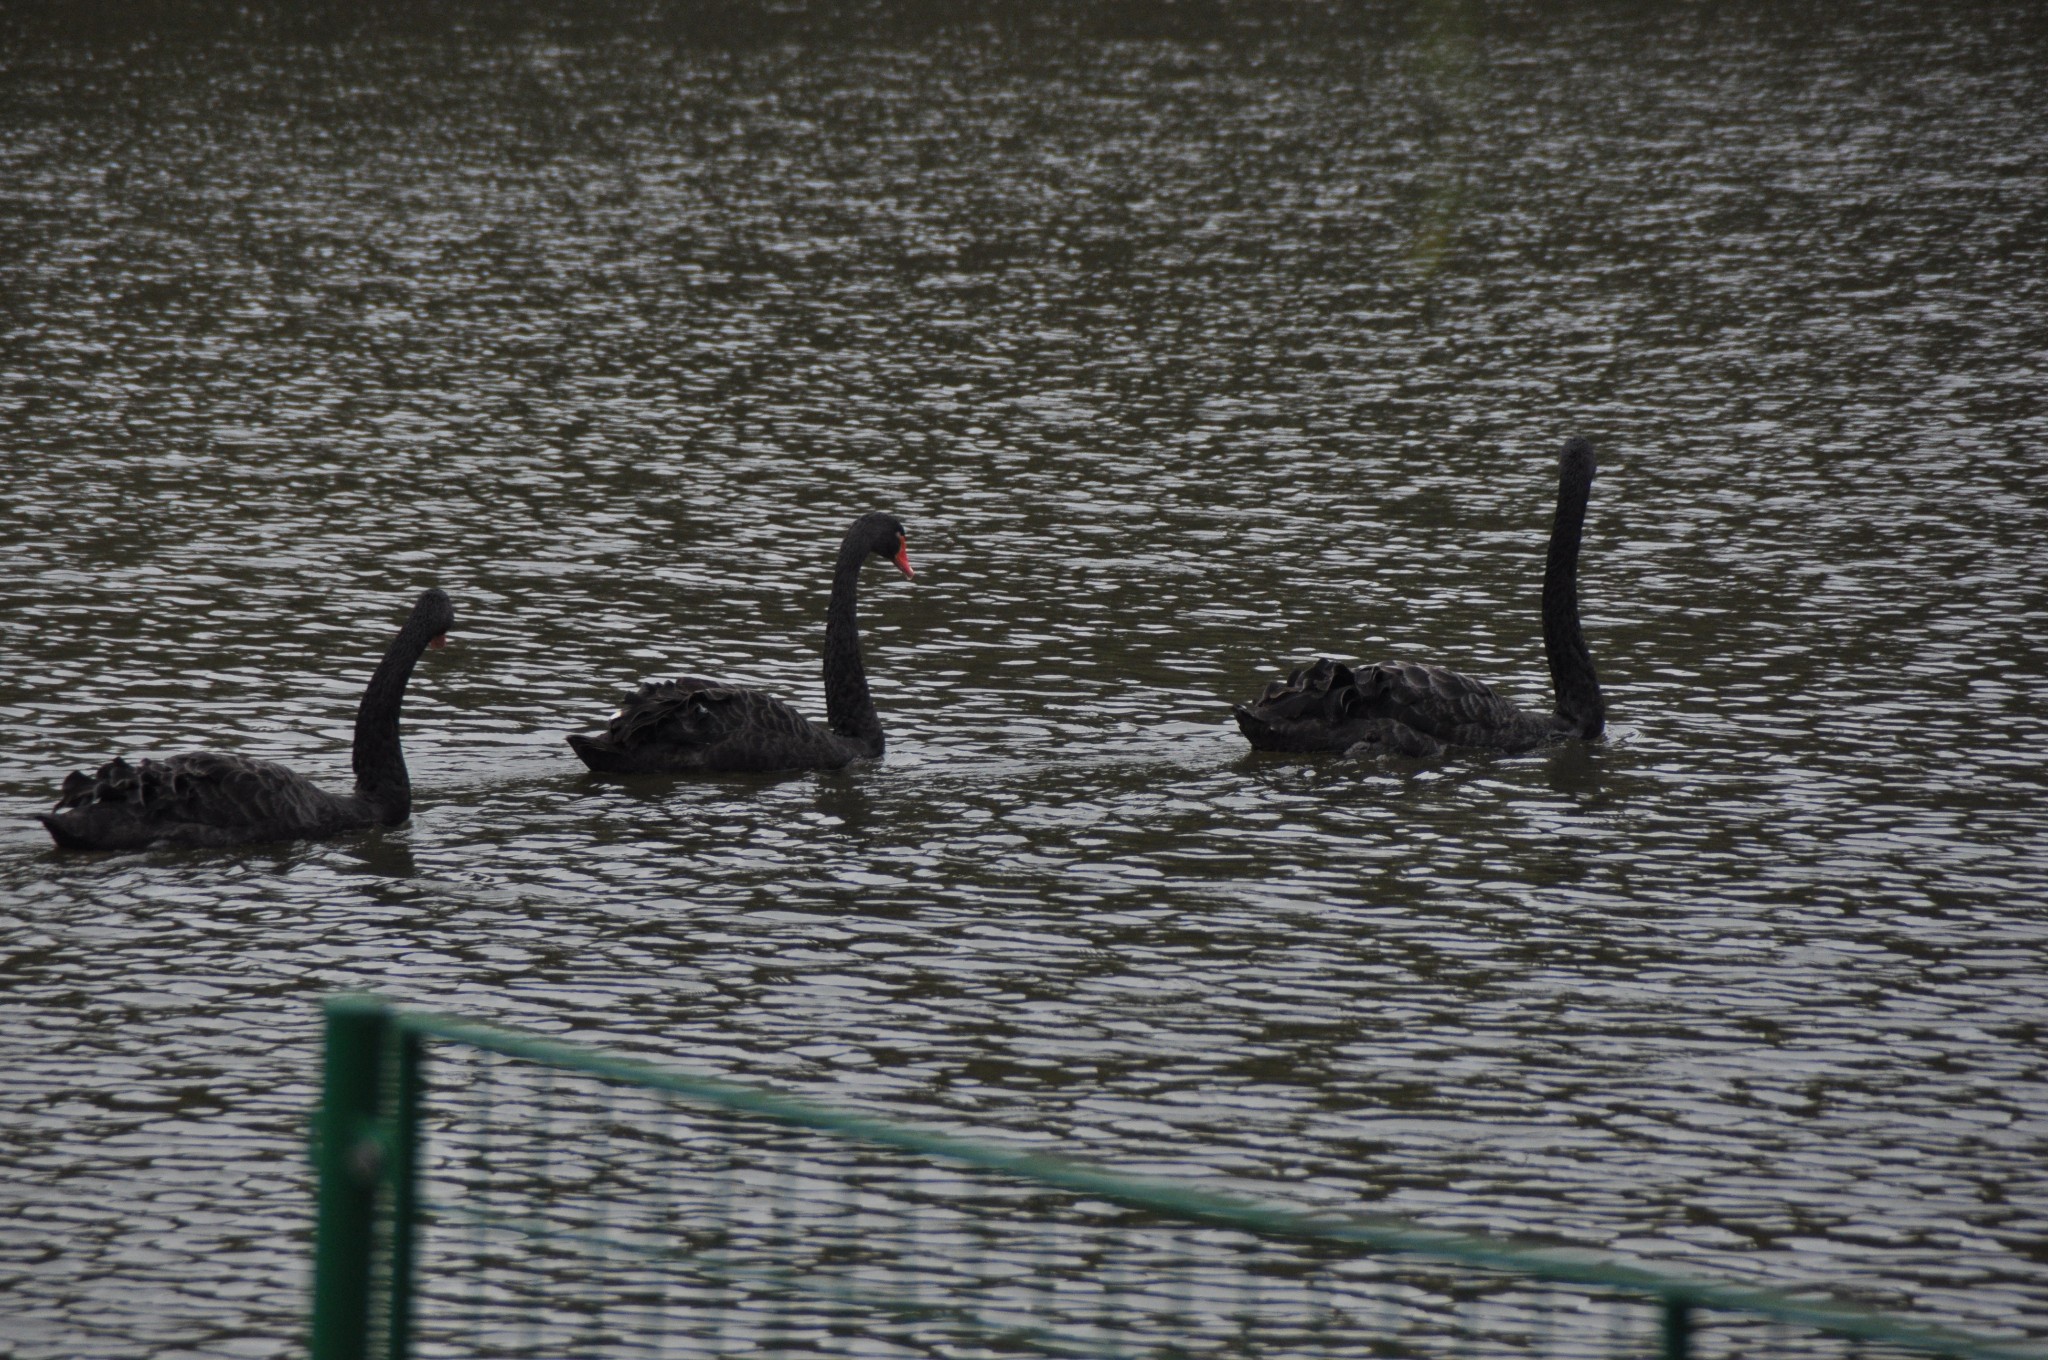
[
  {"left": 409, "top": 587, "right": 456, "bottom": 649},
  {"left": 852, "top": 512, "right": 914, "bottom": 580}
]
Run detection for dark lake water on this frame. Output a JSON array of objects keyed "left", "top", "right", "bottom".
[{"left": 3, "top": 5, "right": 2046, "bottom": 1356}]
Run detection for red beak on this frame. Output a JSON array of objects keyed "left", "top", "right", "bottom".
[
  {"left": 428, "top": 634, "right": 449, "bottom": 650},
  {"left": 892, "top": 537, "right": 914, "bottom": 579}
]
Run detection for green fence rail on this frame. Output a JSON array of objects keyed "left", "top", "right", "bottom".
[{"left": 308, "top": 994, "right": 2045, "bottom": 1360}]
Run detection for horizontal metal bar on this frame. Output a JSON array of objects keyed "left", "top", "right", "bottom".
[{"left": 378, "top": 999, "right": 2047, "bottom": 1360}]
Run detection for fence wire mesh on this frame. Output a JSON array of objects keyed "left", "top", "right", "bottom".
[{"left": 367, "top": 1033, "right": 1992, "bottom": 1360}]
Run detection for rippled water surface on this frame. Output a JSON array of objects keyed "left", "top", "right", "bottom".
[{"left": 4, "top": 6, "right": 2047, "bottom": 1356}]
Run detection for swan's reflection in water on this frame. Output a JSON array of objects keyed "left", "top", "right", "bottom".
[
  {"left": 1542, "top": 743, "right": 1608, "bottom": 803},
  {"left": 349, "top": 832, "right": 419, "bottom": 880},
  {"left": 814, "top": 776, "right": 878, "bottom": 837}
]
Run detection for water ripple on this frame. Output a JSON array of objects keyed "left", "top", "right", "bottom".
[{"left": 4, "top": 10, "right": 2047, "bottom": 1356}]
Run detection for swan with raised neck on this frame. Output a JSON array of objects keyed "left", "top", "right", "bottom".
[
  {"left": 38, "top": 588, "right": 454, "bottom": 850},
  {"left": 1235, "top": 436, "right": 1605, "bottom": 756},
  {"left": 568, "top": 512, "right": 915, "bottom": 774}
]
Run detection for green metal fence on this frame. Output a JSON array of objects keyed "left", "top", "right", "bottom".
[{"left": 309, "top": 994, "right": 2044, "bottom": 1360}]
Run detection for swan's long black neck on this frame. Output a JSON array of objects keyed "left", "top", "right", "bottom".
[
  {"left": 823, "top": 536, "right": 885, "bottom": 757},
  {"left": 351, "top": 615, "right": 435, "bottom": 824},
  {"left": 1542, "top": 439, "right": 1604, "bottom": 739}
]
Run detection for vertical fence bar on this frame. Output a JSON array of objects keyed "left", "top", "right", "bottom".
[
  {"left": 311, "top": 996, "right": 391, "bottom": 1360},
  {"left": 1660, "top": 1297, "right": 1692, "bottom": 1360},
  {"left": 386, "top": 1025, "right": 425, "bottom": 1360}
]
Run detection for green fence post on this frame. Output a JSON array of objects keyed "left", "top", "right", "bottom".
[
  {"left": 1660, "top": 1298, "right": 1692, "bottom": 1360},
  {"left": 311, "top": 996, "right": 391, "bottom": 1360},
  {"left": 386, "top": 1026, "right": 424, "bottom": 1360}
]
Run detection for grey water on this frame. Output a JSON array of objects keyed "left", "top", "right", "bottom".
[{"left": 3, "top": 4, "right": 2047, "bottom": 1355}]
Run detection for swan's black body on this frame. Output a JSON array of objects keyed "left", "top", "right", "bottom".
[
  {"left": 38, "top": 589, "right": 455, "bottom": 850},
  {"left": 1236, "top": 437, "right": 1605, "bottom": 756},
  {"left": 1231, "top": 658, "right": 1450, "bottom": 759},
  {"left": 568, "top": 513, "right": 914, "bottom": 775}
]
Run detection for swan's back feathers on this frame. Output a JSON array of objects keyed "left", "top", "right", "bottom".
[
  {"left": 1234, "top": 658, "right": 1443, "bottom": 758},
  {"left": 569, "top": 679, "right": 867, "bottom": 774},
  {"left": 37, "top": 751, "right": 363, "bottom": 851},
  {"left": 1354, "top": 661, "right": 1565, "bottom": 752}
]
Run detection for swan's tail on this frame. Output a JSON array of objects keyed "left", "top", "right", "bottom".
[
  {"left": 35, "top": 813, "right": 91, "bottom": 850},
  {"left": 567, "top": 732, "right": 638, "bottom": 773},
  {"left": 1236, "top": 700, "right": 1340, "bottom": 752},
  {"left": 1234, "top": 659, "right": 1371, "bottom": 752},
  {"left": 1233, "top": 704, "right": 1287, "bottom": 749}
]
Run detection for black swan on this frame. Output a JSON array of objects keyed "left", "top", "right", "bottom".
[
  {"left": 1235, "top": 436, "right": 1605, "bottom": 756},
  {"left": 568, "top": 512, "right": 915, "bottom": 774},
  {"left": 38, "top": 588, "right": 455, "bottom": 850}
]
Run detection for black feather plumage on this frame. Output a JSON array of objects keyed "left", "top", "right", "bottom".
[
  {"left": 1236, "top": 436, "right": 1605, "bottom": 757},
  {"left": 37, "top": 589, "right": 454, "bottom": 851},
  {"left": 568, "top": 513, "right": 914, "bottom": 775}
]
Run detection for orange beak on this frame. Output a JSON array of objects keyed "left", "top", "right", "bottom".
[{"left": 892, "top": 535, "right": 914, "bottom": 579}]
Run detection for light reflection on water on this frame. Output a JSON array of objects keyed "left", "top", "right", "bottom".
[{"left": 3, "top": 7, "right": 2046, "bottom": 1357}]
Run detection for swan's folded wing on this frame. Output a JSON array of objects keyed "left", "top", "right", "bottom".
[
  {"left": 42, "top": 751, "right": 346, "bottom": 847},
  {"left": 576, "top": 680, "right": 850, "bottom": 773},
  {"left": 1354, "top": 661, "right": 1555, "bottom": 751},
  {"left": 619, "top": 683, "right": 811, "bottom": 747},
  {"left": 602, "top": 679, "right": 725, "bottom": 745}
]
